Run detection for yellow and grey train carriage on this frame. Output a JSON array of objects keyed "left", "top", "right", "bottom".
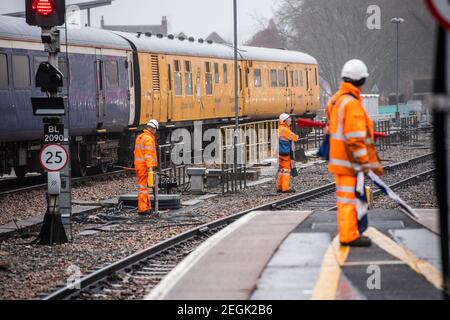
[{"left": 117, "top": 32, "right": 320, "bottom": 130}]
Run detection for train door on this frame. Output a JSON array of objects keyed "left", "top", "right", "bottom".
[
  {"left": 289, "top": 68, "right": 297, "bottom": 112},
  {"left": 307, "top": 66, "right": 314, "bottom": 109},
  {"left": 95, "top": 49, "right": 106, "bottom": 126},
  {"left": 203, "top": 61, "right": 214, "bottom": 119},
  {"left": 238, "top": 63, "right": 245, "bottom": 116},
  {"left": 305, "top": 67, "right": 311, "bottom": 111},
  {"left": 126, "top": 52, "right": 135, "bottom": 126},
  {"left": 285, "top": 66, "right": 293, "bottom": 112}
]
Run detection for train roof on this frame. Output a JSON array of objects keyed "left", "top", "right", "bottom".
[
  {"left": 118, "top": 32, "right": 318, "bottom": 65},
  {"left": 0, "top": 15, "right": 317, "bottom": 65},
  {"left": 0, "top": 15, "right": 130, "bottom": 50},
  {"left": 238, "top": 45, "right": 318, "bottom": 65},
  {"left": 116, "top": 32, "right": 236, "bottom": 60}
]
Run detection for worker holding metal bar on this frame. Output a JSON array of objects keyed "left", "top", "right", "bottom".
[{"left": 134, "top": 120, "right": 159, "bottom": 216}]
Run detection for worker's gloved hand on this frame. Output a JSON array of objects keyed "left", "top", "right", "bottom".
[
  {"left": 360, "top": 164, "right": 370, "bottom": 174},
  {"left": 147, "top": 168, "right": 154, "bottom": 188},
  {"left": 372, "top": 166, "right": 384, "bottom": 177}
]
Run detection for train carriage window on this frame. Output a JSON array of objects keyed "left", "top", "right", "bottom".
[
  {"left": 205, "top": 62, "right": 213, "bottom": 95},
  {"left": 306, "top": 69, "right": 310, "bottom": 90},
  {"left": 315, "top": 68, "right": 318, "bottom": 86},
  {"left": 223, "top": 64, "right": 228, "bottom": 84},
  {"left": 105, "top": 60, "right": 119, "bottom": 88},
  {"left": 290, "top": 71, "right": 294, "bottom": 88},
  {"left": 96, "top": 60, "right": 103, "bottom": 91},
  {"left": 278, "top": 70, "right": 286, "bottom": 87},
  {"left": 174, "top": 60, "right": 182, "bottom": 96},
  {"left": 294, "top": 71, "right": 299, "bottom": 87},
  {"left": 245, "top": 68, "right": 249, "bottom": 88},
  {"left": 185, "top": 61, "right": 193, "bottom": 96},
  {"left": 0, "top": 54, "right": 8, "bottom": 89},
  {"left": 270, "top": 69, "right": 278, "bottom": 88},
  {"left": 12, "top": 55, "right": 30, "bottom": 88},
  {"left": 127, "top": 59, "right": 134, "bottom": 88},
  {"left": 300, "top": 70, "right": 304, "bottom": 87},
  {"left": 168, "top": 64, "right": 172, "bottom": 91},
  {"left": 254, "top": 69, "right": 262, "bottom": 88},
  {"left": 214, "top": 63, "right": 219, "bottom": 84}
]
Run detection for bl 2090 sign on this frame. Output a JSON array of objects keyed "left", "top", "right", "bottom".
[
  {"left": 39, "top": 144, "right": 68, "bottom": 172},
  {"left": 44, "top": 124, "right": 64, "bottom": 143}
]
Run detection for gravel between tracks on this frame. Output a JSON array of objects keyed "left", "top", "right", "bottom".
[
  {"left": 0, "top": 136, "right": 434, "bottom": 300},
  {"left": 372, "top": 175, "right": 437, "bottom": 209}
]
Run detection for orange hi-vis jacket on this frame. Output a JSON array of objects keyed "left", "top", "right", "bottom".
[
  {"left": 278, "top": 122, "right": 299, "bottom": 148},
  {"left": 327, "top": 82, "right": 383, "bottom": 176},
  {"left": 134, "top": 129, "right": 158, "bottom": 169}
]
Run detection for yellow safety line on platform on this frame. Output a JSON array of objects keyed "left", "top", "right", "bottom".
[
  {"left": 365, "top": 227, "right": 443, "bottom": 290},
  {"left": 310, "top": 236, "right": 350, "bottom": 300}
]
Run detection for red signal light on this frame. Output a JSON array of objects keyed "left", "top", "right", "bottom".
[{"left": 32, "top": 0, "right": 54, "bottom": 16}]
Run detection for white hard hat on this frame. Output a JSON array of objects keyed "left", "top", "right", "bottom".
[
  {"left": 341, "top": 59, "right": 370, "bottom": 81},
  {"left": 279, "top": 113, "right": 290, "bottom": 122},
  {"left": 147, "top": 119, "right": 159, "bottom": 129}
]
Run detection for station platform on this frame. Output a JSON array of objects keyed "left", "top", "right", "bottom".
[{"left": 146, "top": 209, "right": 443, "bottom": 300}]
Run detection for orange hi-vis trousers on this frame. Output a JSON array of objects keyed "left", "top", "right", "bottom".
[
  {"left": 277, "top": 155, "right": 292, "bottom": 192},
  {"left": 136, "top": 166, "right": 151, "bottom": 213},
  {"left": 335, "top": 174, "right": 359, "bottom": 244}
]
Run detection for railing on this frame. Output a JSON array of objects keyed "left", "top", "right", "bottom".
[
  {"left": 221, "top": 163, "right": 247, "bottom": 194},
  {"left": 158, "top": 143, "right": 188, "bottom": 192}
]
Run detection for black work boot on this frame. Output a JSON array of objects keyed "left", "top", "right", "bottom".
[{"left": 341, "top": 236, "right": 372, "bottom": 247}]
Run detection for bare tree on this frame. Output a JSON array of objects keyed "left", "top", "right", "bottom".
[{"left": 274, "top": 0, "right": 435, "bottom": 98}]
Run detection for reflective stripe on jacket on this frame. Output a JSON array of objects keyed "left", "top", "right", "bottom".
[
  {"left": 327, "top": 82, "right": 383, "bottom": 176},
  {"left": 134, "top": 129, "right": 158, "bottom": 168}
]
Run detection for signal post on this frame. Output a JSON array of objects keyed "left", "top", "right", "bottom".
[
  {"left": 26, "top": 0, "right": 70, "bottom": 245},
  {"left": 426, "top": 0, "right": 450, "bottom": 300}
]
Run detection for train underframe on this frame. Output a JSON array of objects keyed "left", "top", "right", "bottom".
[
  {"left": 0, "top": 113, "right": 315, "bottom": 179},
  {"left": 0, "top": 131, "right": 136, "bottom": 178}
]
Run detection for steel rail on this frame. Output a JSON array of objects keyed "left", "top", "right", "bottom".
[
  {"left": 0, "top": 169, "right": 131, "bottom": 197},
  {"left": 42, "top": 153, "right": 436, "bottom": 300}
]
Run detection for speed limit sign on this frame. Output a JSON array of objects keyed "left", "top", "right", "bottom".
[
  {"left": 39, "top": 144, "right": 69, "bottom": 172},
  {"left": 427, "top": 0, "right": 450, "bottom": 30}
]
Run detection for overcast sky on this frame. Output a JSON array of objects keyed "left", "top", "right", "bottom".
[{"left": 0, "top": 0, "right": 279, "bottom": 43}]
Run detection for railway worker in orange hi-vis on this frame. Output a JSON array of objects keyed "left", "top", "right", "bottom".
[
  {"left": 277, "top": 113, "right": 299, "bottom": 194},
  {"left": 327, "top": 59, "right": 384, "bottom": 247},
  {"left": 134, "top": 120, "right": 159, "bottom": 216}
]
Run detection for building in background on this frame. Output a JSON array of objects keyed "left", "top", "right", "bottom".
[
  {"left": 100, "top": 15, "right": 168, "bottom": 36},
  {"left": 206, "top": 32, "right": 227, "bottom": 44}
]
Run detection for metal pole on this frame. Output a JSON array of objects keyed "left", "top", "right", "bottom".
[
  {"left": 233, "top": 0, "right": 239, "bottom": 192},
  {"left": 87, "top": 8, "right": 91, "bottom": 27},
  {"left": 48, "top": 27, "right": 72, "bottom": 238},
  {"left": 396, "top": 22, "right": 400, "bottom": 125}
]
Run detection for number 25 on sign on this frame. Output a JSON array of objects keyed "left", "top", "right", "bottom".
[{"left": 39, "top": 144, "right": 68, "bottom": 172}]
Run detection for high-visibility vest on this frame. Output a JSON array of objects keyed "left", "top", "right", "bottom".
[
  {"left": 278, "top": 122, "right": 299, "bottom": 156},
  {"left": 134, "top": 129, "right": 158, "bottom": 169},
  {"left": 327, "top": 83, "right": 383, "bottom": 176}
]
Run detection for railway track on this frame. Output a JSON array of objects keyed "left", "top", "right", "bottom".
[
  {"left": 41, "top": 153, "right": 435, "bottom": 300},
  {"left": 0, "top": 169, "right": 132, "bottom": 197}
]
